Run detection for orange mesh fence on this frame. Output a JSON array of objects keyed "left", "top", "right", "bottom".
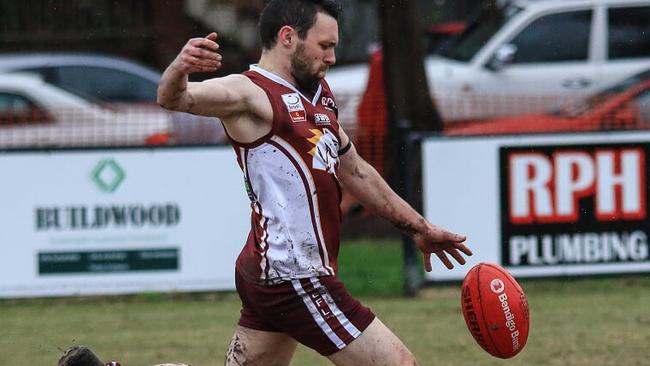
[
  {"left": 349, "top": 78, "right": 650, "bottom": 178},
  {"left": 354, "top": 51, "right": 387, "bottom": 176},
  {"left": 444, "top": 88, "right": 650, "bottom": 136},
  {"left": 433, "top": 92, "right": 574, "bottom": 121}
]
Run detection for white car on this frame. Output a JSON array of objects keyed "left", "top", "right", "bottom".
[
  {"left": 0, "top": 53, "right": 224, "bottom": 144},
  {"left": 0, "top": 73, "right": 173, "bottom": 148},
  {"left": 326, "top": 0, "right": 650, "bottom": 124}
]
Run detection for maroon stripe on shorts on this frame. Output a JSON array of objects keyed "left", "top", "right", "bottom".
[{"left": 299, "top": 278, "right": 358, "bottom": 346}]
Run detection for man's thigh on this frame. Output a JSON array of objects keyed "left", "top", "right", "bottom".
[
  {"left": 224, "top": 325, "right": 298, "bottom": 366},
  {"left": 236, "top": 272, "right": 375, "bottom": 357},
  {"left": 327, "top": 318, "right": 419, "bottom": 366}
]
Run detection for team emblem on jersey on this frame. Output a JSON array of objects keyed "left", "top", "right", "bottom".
[
  {"left": 281, "top": 93, "right": 307, "bottom": 123},
  {"left": 314, "top": 113, "right": 331, "bottom": 126},
  {"left": 307, "top": 128, "right": 340, "bottom": 175}
]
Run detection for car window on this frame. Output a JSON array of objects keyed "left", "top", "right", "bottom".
[
  {"left": 17, "top": 67, "right": 102, "bottom": 103},
  {"left": 0, "top": 92, "right": 52, "bottom": 124},
  {"left": 442, "top": 5, "right": 523, "bottom": 62},
  {"left": 608, "top": 6, "right": 650, "bottom": 59},
  {"left": 52, "top": 66, "right": 158, "bottom": 103},
  {"left": 509, "top": 10, "right": 592, "bottom": 63},
  {"left": 0, "top": 92, "right": 33, "bottom": 112}
]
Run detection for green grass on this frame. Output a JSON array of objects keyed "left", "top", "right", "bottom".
[
  {"left": 337, "top": 238, "right": 405, "bottom": 297},
  {"left": 1, "top": 239, "right": 650, "bottom": 365}
]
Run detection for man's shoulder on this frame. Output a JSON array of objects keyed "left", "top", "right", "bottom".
[
  {"left": 201, "top": 73, "right": 264, "bottom": 99},
  {"left": 203, "top": 73, "right": 254, "bottom": 87}
]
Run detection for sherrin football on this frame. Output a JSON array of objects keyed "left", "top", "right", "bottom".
[{"left": 461, "top": 262, "right": 530, "bottom": 359}]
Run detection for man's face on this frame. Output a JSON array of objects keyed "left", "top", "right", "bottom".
[{"left": 290, "top": 12, "right": 338, "bottom": 92}]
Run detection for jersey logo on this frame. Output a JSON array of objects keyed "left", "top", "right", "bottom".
[
  {"left": 281, "top": 93, "right": 307, "bottom": 123},
  {"left": 307, "top": 128, "right": 340, "bottom": 175},
  {"left": 321, "top": 96, "right": 337, "bottom": 111},
  {"left": 314, "top": 113, "right": 331, "bottom": 126}
]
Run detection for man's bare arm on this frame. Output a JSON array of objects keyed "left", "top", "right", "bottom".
[
  {"left": 336, "top": 129, "right": 472, "bottom": 271},
  {"left": 157, "top": 32, "right": 253, "bottom": 118}
]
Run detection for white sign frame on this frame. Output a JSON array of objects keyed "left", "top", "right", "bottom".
[
  {"left": 422, "top": 131, "right": 650, "bottom": 281},
  {"left": 0, "top": 146, "right": 249, "bottom": 298}
]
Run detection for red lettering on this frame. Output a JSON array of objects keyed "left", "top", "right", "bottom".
[{"left": 509, "top": 148, "right": 646, "bottom": 224}]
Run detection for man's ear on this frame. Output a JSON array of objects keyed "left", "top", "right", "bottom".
[{"left": 278, "top": 25, "right": 295, "bottom": 48}]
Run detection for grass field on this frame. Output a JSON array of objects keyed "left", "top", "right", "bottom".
[{"left": 2, "top": 239, "right": 649, "bottom": 365}]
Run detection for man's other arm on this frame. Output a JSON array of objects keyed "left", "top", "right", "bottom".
[{"left": 336, "top": 128, "right": 472, "bottom": 271}]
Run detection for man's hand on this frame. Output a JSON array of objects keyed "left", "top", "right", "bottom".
[
  {"left": 413, "top": 224, "right": 472, "bottom": 272},
  {"left": 172, "top": 32, "right": 222, "bottom": 75}
]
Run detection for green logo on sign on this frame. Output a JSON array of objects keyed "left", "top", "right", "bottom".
[{"left": 91, "top": 158, "right": 125, "bottom": 193}]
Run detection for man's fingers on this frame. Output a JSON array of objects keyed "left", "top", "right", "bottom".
[
  {"left": 445, "top": 231, "right": 466, "bottom": 243},
  {"left": 180, "top": 55, "right": 219, "bottom": 73},
  {"left": 457, "top": 243, "right": 473, "bottom": 256},
  {"left": 197, "top": 64, "right": 220, "bottom": 72},
  {"left": 189, "top": 37, "right": 220, "bottom": 52},
  {"left": 416, "top": 227, "right": 473, "bottom": 271},
  {"left": 205, "top": 31, "right": 218, "bottom": 41},
  {"left": 423, "top": 253, "right": 432, "bottom": 272},
  {"left": 436, "top": 252, "right": 454, "bottom": 270},
  {"left": 447, "top": 247, "right": 467, "bottom": 265},
  {"left": 187, "top": 46, "right": 221, "bottom": 59},
  {"left": 173, "top": 34, "right": 222, "bottom": 75}
]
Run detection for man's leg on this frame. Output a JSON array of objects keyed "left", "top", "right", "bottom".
[
  {"left": 327, "top": 318, "right": 418, "bottom": 366},
  {"left": 224, "top": 325, "right": 298, "bottom": 366}
]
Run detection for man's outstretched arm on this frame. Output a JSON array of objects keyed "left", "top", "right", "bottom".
[
  {"left": 336, "top": 130, "right": 472, "bottom": 271},
  {"left": 157, "top": 32, "right": 255, "bottom": 119}
]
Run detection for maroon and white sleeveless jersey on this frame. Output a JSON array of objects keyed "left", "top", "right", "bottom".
[{"left": 230, "top": 65, "right": 343, "bottom": 284}]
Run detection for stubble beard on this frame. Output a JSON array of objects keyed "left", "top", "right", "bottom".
[{"left": 290, "top": 42, "right": 322, "bottom": 95}]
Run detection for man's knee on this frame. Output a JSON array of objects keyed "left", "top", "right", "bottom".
[
  {"left": 398, "top": 349, "right": 419, "bottom": 366},
  {"left": 327, "top": 317, "right": 420, "bottom": 366},
  {"left": 224, "top": 331, "right": 293, "bottom": 366},
  {"left": 224, "top": 334, "right": 249, "bottom": 366}
]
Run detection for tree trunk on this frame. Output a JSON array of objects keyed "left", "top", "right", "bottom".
[
  {"left": 380, "top": 0, "right": 441, "bottom": 205},
  {"left": 379, "top": 0, "right": 442, "bottom": 295},
  {"left": 380, "top": 0, "right": 442, "bottom": 133}
]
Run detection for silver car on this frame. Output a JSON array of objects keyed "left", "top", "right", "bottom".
[
  {"left": 0, "top": 73, "right": 174, "bottom": 149},
  {"left": 0, "top": 52, "right": 224, "bottom": 145}
]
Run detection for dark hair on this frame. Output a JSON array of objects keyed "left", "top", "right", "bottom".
[{"left": 259, "top": 0, "right": 342, "bottom": 50}]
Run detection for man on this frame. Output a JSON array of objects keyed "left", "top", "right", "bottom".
[{"left": 157, "top": 0, "right": 472, "bottom": 365}]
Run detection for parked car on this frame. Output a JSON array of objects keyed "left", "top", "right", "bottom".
[
  {"left": 0, "top": 52, "right": 224, "bottom": 144},
  {"left": 326, "top": 0, "right": 650, "bottom": 124},
  {"left": 0, "top": 73, "right": 173, "bottom": 148},
  {"left": 445, "top": 68, "right": 650, "bottom": 135}
]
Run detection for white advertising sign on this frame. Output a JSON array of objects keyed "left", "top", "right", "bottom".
[
  {"left": 0, "top": 146, "right": 250, "bottom": 298},
  {"left": 422, "top": 131, "right": 650, "bottom": 281}
]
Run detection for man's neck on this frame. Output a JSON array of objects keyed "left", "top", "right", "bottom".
[
  {"left": 258, "top": 52, "right": 295, "bottom": 86},
  {"left": 257, "top": 52, "right": 317, "bottom": 99}
]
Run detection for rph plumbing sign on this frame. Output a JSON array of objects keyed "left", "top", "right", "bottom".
[
  {"left": 501, "top": 143, "right": 647, "bottom": 268},
  {"left": 423, "top": 132, "right": 650, "bottom": 281}
]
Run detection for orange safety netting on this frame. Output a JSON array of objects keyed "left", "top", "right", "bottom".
[{"left": 355, "top": 50, "right": 387, "bottom": 176}]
